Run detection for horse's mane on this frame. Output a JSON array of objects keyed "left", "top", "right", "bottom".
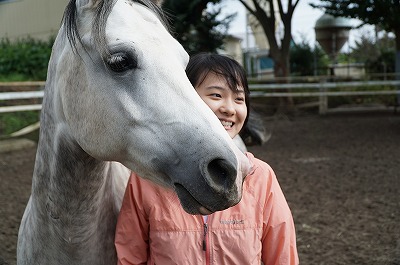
[{"left": 62, "top": 0, "right": 169, "bottom": 55}]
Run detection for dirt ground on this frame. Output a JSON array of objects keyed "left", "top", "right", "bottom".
[{"left": 1, "top": 111, "right": 399, "bottom": 265}]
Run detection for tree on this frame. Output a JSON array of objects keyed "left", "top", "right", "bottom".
[
  {"left": 349, "top": 30, "right": 395, "bottom": 74},
  {"left": 290, "top": 40, "right": 314, "bottom": 76},
  {"left": 310, "top": 0, "right": 400, "bottom": 75},
  {"left": 237, "top": 0, "right": 300, "bottom": 79},
  {"left": 236, "top": 0, "right": 300, "bottom": 113},
  {"left": 162, "top": 0, "right": 235, "bottom": 54},
  {"left": 290, "top": 37, "right": 329, "bottom": 77}
]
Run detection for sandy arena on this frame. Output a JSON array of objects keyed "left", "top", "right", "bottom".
[{"left": 1, "top": 112, "right": 399, "bottom": 265}]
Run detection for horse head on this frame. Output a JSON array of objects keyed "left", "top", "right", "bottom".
[{"left": 47, "top": 0, "right": 251, "bottom": 215}]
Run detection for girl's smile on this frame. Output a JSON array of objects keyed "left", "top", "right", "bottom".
[{"left": 195, "top": 72, "right": 247, "bottom": 139}]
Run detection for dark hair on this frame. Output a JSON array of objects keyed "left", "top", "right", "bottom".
[{"left": 185, "top": 52, "right": 250, "bottom": 128}]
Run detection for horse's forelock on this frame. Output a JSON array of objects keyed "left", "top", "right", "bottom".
[
  {"left": 63, "top": 0, "right": 80, "bottom": 53},
  {"left": 62, "top": 0, "right": 169, "bottom": 56}
]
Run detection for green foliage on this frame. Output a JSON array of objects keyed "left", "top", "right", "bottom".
[
  {"left": 366, "top": 50, "right": 396, "bottom": 74},
  {"left": 0, "top": 111, "right": 40, "bottom": 135},
  {"left": 290, "top": 38, "right": 330, "bottom": 76},
  {"left": 0, "top": 37, "right": 54, "bottom": 81},
  {"left": 0, "top": 73, "right": 28, "bottom": 82},
  {"left": 310, "top": 0, "right": 400, "bottom": 33},
  {"left": 0, "top": 38, "right": 50, "bottom": 135},
  {"left": 349, "top": 31, "right": 395, "bottom": 73},
  {"left": 290, "top": 40, "right": 314, "bottom": 76},
  {"left": 162, "top": 0, "right": 234, "bottom": 54}
]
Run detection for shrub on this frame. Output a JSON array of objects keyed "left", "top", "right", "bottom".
[
  {"left": 0, "top": 37, "right": 54, "bottom": 81},
  {"left": 0, "top": 111, "right": 40, "bottom": 135},
  {"left": 0, "top": 37, "right": 51, "bottom": 135}
]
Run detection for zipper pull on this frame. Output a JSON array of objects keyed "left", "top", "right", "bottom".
[{"left": 202, "top": 223, "right": 208, "bottom": 251}]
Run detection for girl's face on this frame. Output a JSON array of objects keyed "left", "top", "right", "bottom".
[{"left": 195, "top": 72, "right": 247, "bottom": 139}]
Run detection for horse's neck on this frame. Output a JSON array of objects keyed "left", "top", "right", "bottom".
[
  {"left": 36, "top": 127, "right": 108, "bottom": 204},
  {"left": 31, "top": 110, "right": 128, "bottom": 244}
]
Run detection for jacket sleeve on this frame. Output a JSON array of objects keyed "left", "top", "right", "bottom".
[
  {"left": 115, "top": 173, "right": 150, "bottom": 265},
  {"left": 260, "top": 166, "right": 299, "bottom": 265}
]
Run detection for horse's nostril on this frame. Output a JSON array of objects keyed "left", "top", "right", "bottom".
[{"left": 206, "top": 159, "right": 236, "bottom": 191}]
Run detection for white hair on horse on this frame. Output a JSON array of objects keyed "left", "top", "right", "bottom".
[{"left": 17, "top": 0, "right": 250, "bottom": 264}]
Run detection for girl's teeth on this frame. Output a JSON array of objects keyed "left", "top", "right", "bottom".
[{"left": 221, "top": 121, "right": 232, "bottom": 127}]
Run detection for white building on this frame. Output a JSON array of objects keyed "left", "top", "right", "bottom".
[{"left": 0, "top": 0, "right": 68, "bottom": 41}]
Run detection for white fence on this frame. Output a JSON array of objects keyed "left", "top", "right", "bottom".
[
  {"left": 249, "top": 80, "right": 400, "bottom": 114},
  {"left": 0, "top": 82, "right": 45, "bottom": 113},
  {"left": 1, "top": 80, "right": 400, "bottom": 114}
]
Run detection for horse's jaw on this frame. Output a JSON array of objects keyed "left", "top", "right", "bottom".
[
  {"left": 116, "top": 111, "right": 251, "bottom": 215},
  {"left": 175, "top": 142, "right": 251, "bottom": 215}
]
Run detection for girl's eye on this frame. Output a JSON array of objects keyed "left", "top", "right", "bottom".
[
  {"left": 210, "top": 93, "right": 222, "bottom": 98},
  {"left": 236, "top": 97, "right": 245, "bottom": 102}
]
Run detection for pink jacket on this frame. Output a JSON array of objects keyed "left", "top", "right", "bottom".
[{"left": 115, "top": 152, "right": 299, "bottom": 265}]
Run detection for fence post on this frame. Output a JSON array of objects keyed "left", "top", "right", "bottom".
[{"left": 319, "top": 79, "right": 328, "bottom": 114}]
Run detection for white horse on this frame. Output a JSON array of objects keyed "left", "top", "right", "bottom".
[{"left": 17, "top": 0, "right": 251, "bottom": 264}]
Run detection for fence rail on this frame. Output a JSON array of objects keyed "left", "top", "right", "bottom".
[
  {"left": 1, "top": 80, "right": 399, "bottom": 114},
  {"left": 0, "top": 82, "right": 45, "bottom": 113},
  {"left": 249, "top": 80, "right": 400, "bottom": 114}
]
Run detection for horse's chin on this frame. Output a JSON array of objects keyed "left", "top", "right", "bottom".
[
  {"left": 198, "top": 206, "right": 213, "bottom": 215},
  {"left": 174, "top": 183, "right": 239, "bottom": 215},
  {"left": 174, "top": 183, "right": 213, "bottom": 215}
]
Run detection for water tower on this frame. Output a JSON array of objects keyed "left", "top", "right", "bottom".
[{"left": 315, "top": 14, "right": 352, "bottom": 64}]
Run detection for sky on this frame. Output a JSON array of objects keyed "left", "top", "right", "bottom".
[{"left": 218, "top": 0, "right": 373, "bottom": 51}]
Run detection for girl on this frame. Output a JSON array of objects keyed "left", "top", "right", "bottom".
[{"left": 115, "top": 53, "right": 299, "bottom": 265}]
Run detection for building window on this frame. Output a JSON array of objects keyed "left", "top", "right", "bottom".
[{"left": 259, "top": 56, "right": 274, "bottom": 71}]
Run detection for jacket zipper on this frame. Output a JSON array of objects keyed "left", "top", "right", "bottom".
[
  {"left": 202, "top": 218, "right": 211, "bottom": 265},
  {"left": 202, "top": 223, "right": 208, "bottom": 251}
]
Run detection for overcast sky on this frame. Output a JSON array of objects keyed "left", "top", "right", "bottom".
[{"left": 219, "top": 0, "right": 372, "bottom": 51}]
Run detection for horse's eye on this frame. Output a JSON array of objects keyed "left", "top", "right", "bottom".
[{"left": 107, "top": 52, "right": 137, "bottom": 72}]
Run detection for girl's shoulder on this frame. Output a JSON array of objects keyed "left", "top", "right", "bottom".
[{"left": 245, "top": 152, "right": 275, "bottom": 177}]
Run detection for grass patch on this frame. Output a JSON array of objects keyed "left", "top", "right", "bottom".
[{"left": 0, "top": 111, "right": 40, "bottom": 136}]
